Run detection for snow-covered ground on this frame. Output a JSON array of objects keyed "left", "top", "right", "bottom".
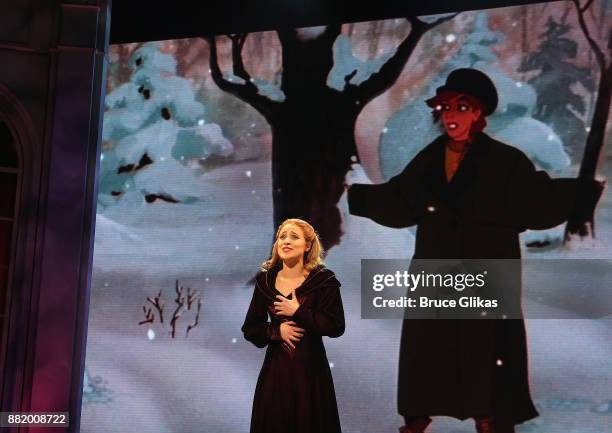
[{"left": 81, "top": 159, "right": 612, "bottom": 433}]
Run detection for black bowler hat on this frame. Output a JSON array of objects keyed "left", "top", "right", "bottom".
[{"left": 427, "top": 68, "right": 499, "bottom": 116}]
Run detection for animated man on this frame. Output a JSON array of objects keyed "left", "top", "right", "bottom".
[{"left": 347, "top": 68, "right": 604, "bottom": 433}]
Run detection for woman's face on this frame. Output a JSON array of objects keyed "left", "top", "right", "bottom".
[
  {"left": 438, "top": 94, "right": 482, "bottom": 141},
  {"left": 277, "top": 224, "right": 310, "bottom": 264}
]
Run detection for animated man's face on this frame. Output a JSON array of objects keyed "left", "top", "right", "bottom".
[{"left": 437, "top": 94, "right": 482, "bottom": 141}]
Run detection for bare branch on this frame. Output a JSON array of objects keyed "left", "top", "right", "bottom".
[
  {"left": 146, "top": 290, "right": 165, "bottom": 324},
  {"left": 561, "top": 3, "right": 572, "bottom": 22},
  {"left": 186, "top": 298, "right": 202, "bottom": 337},
  {"left": 138, "top": 305, "right": 154, "bottom": 325},
  {"left": 354, "top": 14, "right": 458, "bottom": 103},
  {"left": 139, "top": 283, "right": 202, "bottom": 337},
  {"left": 580, "top": 0, "right": 595, "bottom": 13},
  {"left": 572, "top": 0, "right": 607, "bottom": 71},
  {"left": 187, "top": 287, "right": 199, "bottom": 310},
  {"left": 344, "top": 70, "right": 358, "bottom": 85},
  {"left": 228, "top": 34, "right": 251, "bottom": 81},
  {"left": 203, "top": 35, "right": 280, "bottom": 119},
  {"left": 204, "top": 35, "right": 239, "bottom": 91},
  {"left": 170, "top": 280, "right": 185, "bottom": 338}
]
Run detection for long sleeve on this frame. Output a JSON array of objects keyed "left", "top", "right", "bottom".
[
  {"left": 293, "top": 277, "right": 345, "bottom": 338},
  {"left": 507, "top": 152, "right": 590, "bottom": 231},
  {"left": 347, "top": 150, "right": 428, "bottom": 228},
  {"left": 241, "top": 286, "right": 282, "bottom": 348}
]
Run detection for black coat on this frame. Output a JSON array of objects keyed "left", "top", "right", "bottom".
[
  {"left": 347, "top": 132, "right": 580, "bottom": 424},
  {"left": 242, "top": 264, "right": 345, "bottom": 433}
]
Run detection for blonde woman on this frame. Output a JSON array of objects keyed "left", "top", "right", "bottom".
[{"left": 242, "top": 218, "right": 345, "bottom": 433}]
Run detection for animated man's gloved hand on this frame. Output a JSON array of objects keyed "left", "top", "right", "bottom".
[{"left": 571, "top": 178, "right": 606, "bottom": 226}]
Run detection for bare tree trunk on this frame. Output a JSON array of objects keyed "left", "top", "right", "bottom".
[
  {"left": 205, "top": 15, "right": 457, "bottom": 249},
  {"left": 564, "top": 2, "right": 611, "bottom": 240},
  {"left": 565, "top": 63, "right": 611, "bottom": 238}
]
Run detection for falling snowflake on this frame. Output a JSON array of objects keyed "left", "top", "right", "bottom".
[
  {"left": 100, "top": 153, "right": 105, "bottom": 161},
  {"left": 515, "top": 82, "right": 523, "bottom": 88},
  {"left": 329, "top": 362, "right": 335, "bottom": 368},
  {"left": 147, "top": 329, "right": 156, "bottom": 340},
  {"left": 198, "top": 119, "right": 205, "bottom": 126},
  {"left": 547, "top": 134, "right": 555, "bottom": 141},
  {"left": 445, "top": 34, "right": 457, "bottom": 43},
  {"left": 382, "top": 127, "right": 389, "bottom": 134},
  {"left": 231, "top": 338, "right": 237, "bottom": 343},
  {"left": 245, "top": 170, "right": 252, "bottom": 178},
  {"left": 235, "top": 245, "right": 240, "bottom": 250}
]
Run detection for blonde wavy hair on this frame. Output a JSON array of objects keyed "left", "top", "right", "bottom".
[{"left": 261, "top": 218, "right": 325, "bottom": 272}]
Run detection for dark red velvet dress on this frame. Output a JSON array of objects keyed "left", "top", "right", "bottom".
[{"left": 242, "top": 263, "right": 345, "bottom": 433}]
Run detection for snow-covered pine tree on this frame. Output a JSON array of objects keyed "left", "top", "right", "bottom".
[
  {"left": 519, "top": 16, "right": 594, "bottom": 161},
  {"left": 99, "top": 42, "right": 233, "bottom": 211}
]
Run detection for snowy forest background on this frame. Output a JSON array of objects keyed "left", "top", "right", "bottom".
[{"left": 82, "top": 2, "right": 612, "bottom": 433}]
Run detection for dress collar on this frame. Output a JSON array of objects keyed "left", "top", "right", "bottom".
[{"left": 256, "top": 263, "right": 334, "bottom": 300}]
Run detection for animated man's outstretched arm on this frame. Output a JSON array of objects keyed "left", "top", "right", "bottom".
[
  {"left": 347, "top": 149, "right": 431, "bottom": 228},
  {"left": 507, "top": 151, "right": 604, "bottom": 231}
]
